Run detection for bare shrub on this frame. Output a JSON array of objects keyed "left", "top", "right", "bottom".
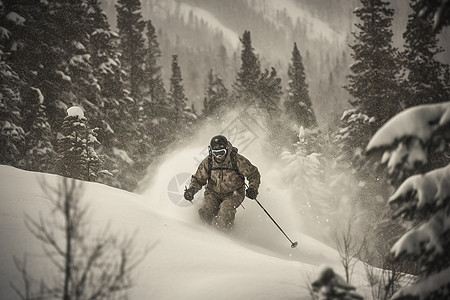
[
  {"left": 363, "top": 256, "right": 416, "bottom": 300},
  {"left": 334, "top": 218, "right": 365, "bottom": 283},
  {"left": 11, "top": 177, "right": 150, "bottom": 300}
]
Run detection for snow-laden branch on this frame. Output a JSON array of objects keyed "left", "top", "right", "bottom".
[
  {"left": 391, "top": 209, "right": 450, "bottom": 260},
  {"left": 366, "top": 102, "right": 450, "bottom": 175},
  {"left": 389, "top": 164, "right": 450, "bottom": 218}
]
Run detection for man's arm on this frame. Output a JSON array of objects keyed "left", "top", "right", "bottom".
[
  {"left": 237, "top": 154, "right": 260, "bottom": 190},
  {"left": 189, "top": 157, "right": 209, "bottom": 193}
]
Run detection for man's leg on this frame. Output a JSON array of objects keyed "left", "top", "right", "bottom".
[
  {"left": 215, "top": 188, "right": 245, "bottom": 231},
  {"left": 198, "top": 191, "right": 221, "bottom": 225}
]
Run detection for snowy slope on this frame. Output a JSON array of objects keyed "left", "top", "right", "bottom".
[
  {"left": 0, "top": 120, "right": 371, "bottom": 299},
  {"left": 0, "top": 165, "right": 334, "bottom": 300}
]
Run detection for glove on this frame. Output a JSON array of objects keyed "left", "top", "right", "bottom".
[
  {"left": 184, "top": 187, "right": 195, "bottom": 202},
  {"left": 246, "top": 187, "right": 258, "bottom": 200}
]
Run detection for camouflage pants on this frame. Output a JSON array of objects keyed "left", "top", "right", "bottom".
[{"left": 198, "top": 187, "right": 245, "bottom": 231}]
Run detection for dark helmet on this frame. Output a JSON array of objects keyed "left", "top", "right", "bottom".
[
  {"left": 210, "top": 135, "right": 228, "bottom": 150},
  {"left": 210, "top": 135, "right": 228, "bottom": 160}
]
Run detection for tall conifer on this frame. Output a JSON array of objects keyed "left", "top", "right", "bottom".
[
  {"left": 285, "top": 42, "right": 317, "bottom": 129},
  {"left": 402, "top": 0, "right": 449, "bottom": 108},
  {"left": 23, "top": 88, "right": 55, "bottom": 173},
  {"left": 233, "top": 30, "right": 260, "bottom": 105},
  {"left": 116, "top": 0, "right": 145, "bottom": 99},
  {"left": 169, "top": 54, "right": 188, "bottom": 110},
  {"left": 0, "top": 59, "right": 25, "bottom": 166},
  {"left": 57, "top": 107, "right": 102, "bottom": 181},
  {"left": 335, "top": 0, "right": 404, "bottom": 267},
  {"left": 145, "top": 20, "right": 166, "bottom": 103},
  {"left": 346, "top": 0, "right": 401, "bottom": 125},
  {"left": 340, "top": 0, "right": 402, "bottom": 163}
]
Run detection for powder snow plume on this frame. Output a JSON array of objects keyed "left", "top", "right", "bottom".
[{"left": 138, "top": 110, "right": 344, "bottom": 263}]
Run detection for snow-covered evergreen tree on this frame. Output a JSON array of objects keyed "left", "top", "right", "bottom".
[
  {"left": 284, "top": 42, "right": 317, "bottom": 129},
  {"left": 3, "top": 0, "right": 105, "bottom": 132},
  {"left": 88, "top": 0, "right": 124, "bottom": 104},
  {"left": 85, "top": 0, "right": 134, "bottom": 189},
  {"left": 0, "top": 6, "right": 28, "bottom": 167},
  {"left": 281, "top": 127, "right": 346, "bottom": 242},
  {"left": 367, "top": 102, "right": 450, "bottom": 300},
  {"left": 23, "top": 88, "right": 55, "bottom": 173},
  {"left": 335, "top": 109, "right": 376, "bottom": 166},
  {"left": 57, "top": 107, "right": 102, "bottom": 182},
  {"left": 0, "top": 56, "right": 25, "bottom": 167}
]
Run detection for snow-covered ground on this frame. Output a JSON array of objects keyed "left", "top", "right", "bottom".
[{"left": 0, "top": 117, "right": 372, "bottom": 299}]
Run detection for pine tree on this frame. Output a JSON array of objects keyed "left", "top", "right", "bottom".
[
  {"left": 203, "top": 69, "right": 228, "bottom": 117},
  {"left": 0, "top": 55, "right": 25, "bottom": 166},
  {"left": 169, "top": 54, "right": 189, "bottom": 119},
  {"left": 116, "top": 0, "right": 146, "bottom": 100},
  {"left": 284, "top": 42, "right": 317, "bottom": 129},
  {"left": 339, "top": 0, "right": 402, "bottom": 165},
  {"left": 0, "top": 4, "right": 25, "bottom": 165},
  {"left": 144, "top": 20, "right": 166, "bottom": 104},
  {"left": 3, "top": 1, "right": 104, "bottom": 132},
  {"left": 87, "top": 0, "right": 135, "bottom": 189},
  {"left": 1, "top": 1, "right": 62, "bottom": 130},
  {"left": 402, "top": 0, "right": 449, "bottom": 108},
  {"left": 57, "top": 107, "right": 102, "bottom": 182},
  {"left": 346, "top": 0, "right": 401, "bottom": 127},
  {"left": 259, "top": 67, "right": 282, "bottom": 113},
  {"left": 50, "top": 1, "right": 103, "bottom": 127},
  {"left": 88, "top": 0, "right": 124, "bottom": 104},
  {"left": 23, "top": 88, "right": 55, "bottom": 173},
  {"left": 259, "top": 66, "right": 294, "bottom": 151},
  {"left": 233, "top": 30, "right": 260, "bottom": 106},
  {"left": 217, "top": 44, "right": 228, "bottom": 78},
  {"left": 336, "top": 0, "right": 404, "bottom": 268}
]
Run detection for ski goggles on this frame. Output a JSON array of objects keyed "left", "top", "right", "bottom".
[{"left": 212, "top": 148, "right": 227, "bottom": 158}]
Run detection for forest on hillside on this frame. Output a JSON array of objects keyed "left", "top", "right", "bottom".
[{"left": 1, "top": 0, "right": 450, "bottom": 299}]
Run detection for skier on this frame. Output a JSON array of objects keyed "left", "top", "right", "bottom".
[{"left": 184, "top": 135, "right": 260, "bottom": 230}]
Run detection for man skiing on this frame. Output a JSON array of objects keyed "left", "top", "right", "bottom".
[{"left": 184, "top": 135, "right": 260, "bottom": 230}]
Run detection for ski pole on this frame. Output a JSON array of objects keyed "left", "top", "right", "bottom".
[{"left": 254, "top": 198, "right": 298, "bottom": 248}]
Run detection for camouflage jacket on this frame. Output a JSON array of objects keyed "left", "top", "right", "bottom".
[{"left": 189, "top": 142, "right": 260, "bottom": 196}]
